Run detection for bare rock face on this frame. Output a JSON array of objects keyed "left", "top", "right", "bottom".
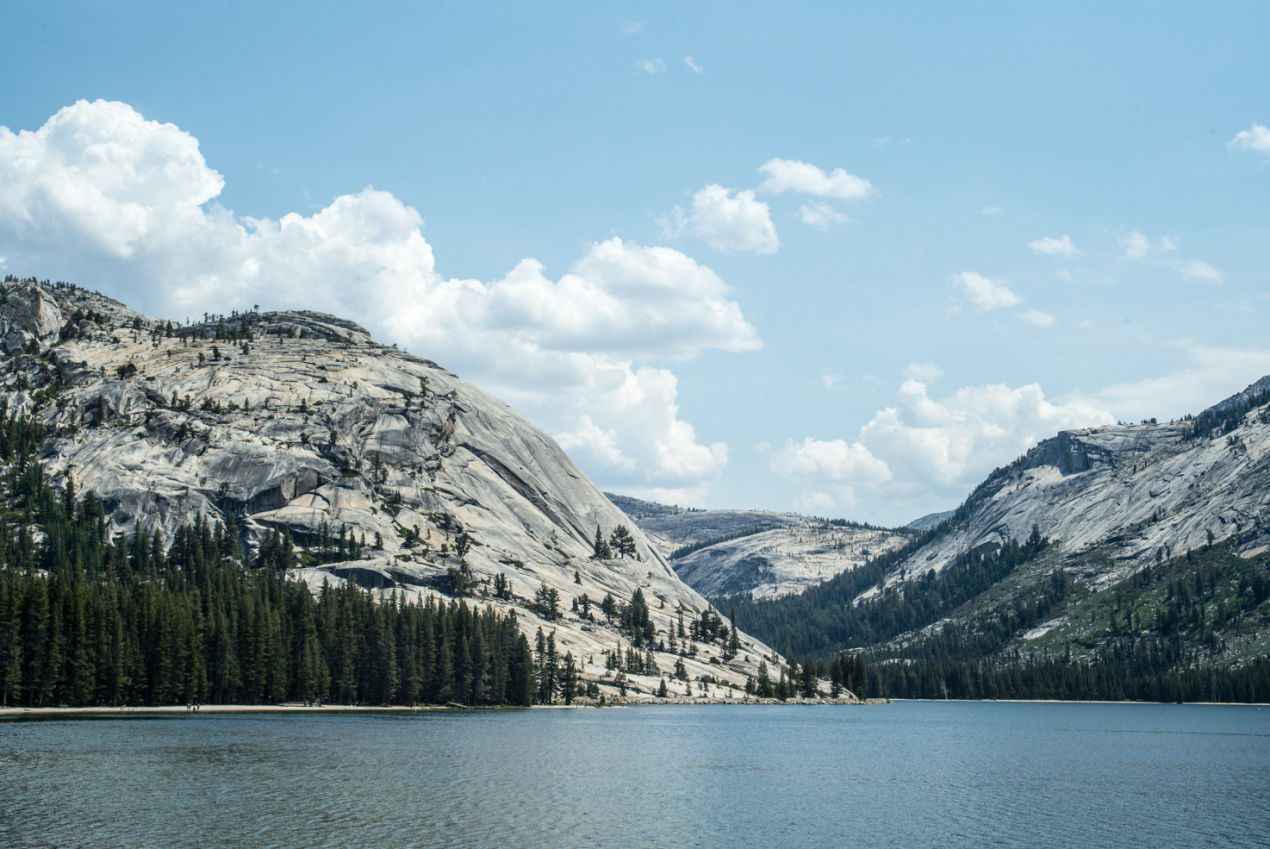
[
  {"left": 0, "top": 283, "right": 63, "bottom": 353},
  {"left": 671, "top": 524, "right": 908, "bottom": 599},
  {"left": 0, "top": 281, "right": 798, "bottom": 702},
  {"left": 606, "top": 494, "right": 909, "bottom": 600},
  {"left": 885, "top": 381, "right": 1270, "bottom": 592},
  {"left": 905, "top": 510, "right": 953, "bottom": 532}
]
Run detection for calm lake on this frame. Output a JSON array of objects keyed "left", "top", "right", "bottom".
[{"left": 1, "top": 702, "right": 1267, "bottom": 848}]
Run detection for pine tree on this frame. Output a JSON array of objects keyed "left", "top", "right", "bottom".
[
  {"left": 560, "top": 652, "right": 578, "bottom": 705},
  {"left": 801, "top": 655, "right": 816, "bottom": 698},
  {"left": 608, "top": 525, "right": 636, "bottom": 559},
  {"left": 591, "top": 526, "right": 611, "bottom": 560},
  {"left": 756, "top": 660, "right": 773, "bottom": 698},
  {"left": 726, "top": 609, "right": 741, "bottom": 660}
]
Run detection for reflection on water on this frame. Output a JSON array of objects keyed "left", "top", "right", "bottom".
[{"left": 1, "top": 702, "right": 1267, "bottom": 848}]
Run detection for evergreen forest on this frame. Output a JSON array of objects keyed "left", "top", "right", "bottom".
[
  {"left": 0, "top": 410, "right": 559, "bottom": 708},
  {"left": 728, "top": 520, "right": 1270, "bottom": 703}
]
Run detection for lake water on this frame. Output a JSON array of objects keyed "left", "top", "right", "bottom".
[{"left": 1, "top": 702, "right": 1267, "bottom": 848}]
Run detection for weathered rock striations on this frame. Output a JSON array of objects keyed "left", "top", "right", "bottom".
[
  {"left": 0, "top": 280, "right": 801, "bottom": 702},
  {"left": 606, "top": 494, "right": 909, "bottom": 600},
  {"left": 0, "top": 283, "right": 63, "bottom": 354},
  {"left": 671, "top": 524, "right": 910, "bottom": 600}
]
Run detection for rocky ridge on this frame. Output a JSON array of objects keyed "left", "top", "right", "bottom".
[
  {"left": 606, "top": 494, "right": 909, "bottom": 600},
  {"left": 672, "top": 524, "right": 909, "bottom": 600},
  {"left": 905, "top": 510, "right": 954, "bottom": 533},
  {"left": 0, "top": 279, "right": 816, "bottom": 703},
  {"left": 879, "top": 381, "right": 1270, "bottom": 595}
]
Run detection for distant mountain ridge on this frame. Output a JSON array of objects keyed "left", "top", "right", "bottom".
[
  {"left": 727, "top": 377, "right": 1270, "bottom": 702},
  {"left": 605, "top": 493, "right": 909, "bottom": 600}
]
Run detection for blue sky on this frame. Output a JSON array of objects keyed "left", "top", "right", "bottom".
[{"left": 2, "top": 1, "right": 1268, "bottom": 525}]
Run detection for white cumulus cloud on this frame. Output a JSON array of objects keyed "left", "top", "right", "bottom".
[
  {"left": 771, "top": 437, "right": 892, "bottom": 484},
  {"left": 757, "top": 158, "right": 873, "bottom": 200},
  {"left": 557, "top": 367, "right": 728, "bottom": 495},
  {"left": 636, "top": 58, "right": 666, "bottom": 74},
  {"left": 683, "top": 56, "right": 703, "bottom": 74},
  {"left": 820, "top": 370, "right": 847, "bottom": 390},
  {"left": 1230, "top": 122, "right": 1270, "bottom": 153},
  {"left": 1121, "top": 230, "right": 1151, "bottom": 259},
  {"left": 0, "top": 99, "right": 225, "bottom": 262},
  {"left": 1028, "top": 234, "right": 1081, "bottom": 258},
  {"left": 857, "top": 380, "right": 1114, "bottom": 491},
  {"left": 0, "top": 99, "right": 759, "bottom": 502},
  {"left": 952, "top": 271, "right": 1021, "bottom": 311},
  {"left": 796, "top": 201, "right": 848, "bottom": 229},
  {"left": 665, "top": 184, "right": 779, "bottom": 254},
  {"left": 1019, "top": 309, "right": 1055, "bottom": 327},
  {"left": 773, "top": 379, "right": 1114, "bottom": 515},
  {"left": 470, "top": 237, "right": 762, "bottom": 360},
  {"left": 1122, "top": 231, "right": 1179, "bottom": 259},
  {"left": 902, "top": 362, "right": 943, "bottom": 383},
  {"left": 1175, "top": 259, "right": 1223, "bottom": 284}
]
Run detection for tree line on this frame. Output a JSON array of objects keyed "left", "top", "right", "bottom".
[
  {"left": 725, "top": 527, "right": 1048, "bottom": 659},
  {"left": 862, "top": 540, "right": 1270, "bottom": 703},
  {"left": 729, "top": 507, "right": 1270, "bottom": 703},
  {"left": 1184, "top": 386, "right": 1269, "bottom": 441},
  {"left": 870, "top": 649, "right": 1270, "bottom": 703}
]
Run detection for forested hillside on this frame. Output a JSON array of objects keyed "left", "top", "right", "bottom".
[
  {"left": 730, "top": 530, "right": 1270, "bottom": 701},
  {"left": 0, "top": 409, "right": 556, "bottom": 708}
]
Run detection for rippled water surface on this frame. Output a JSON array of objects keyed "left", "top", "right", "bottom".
[{"left": 2, "top": 702, "right": 1268, "bottom": 848}]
